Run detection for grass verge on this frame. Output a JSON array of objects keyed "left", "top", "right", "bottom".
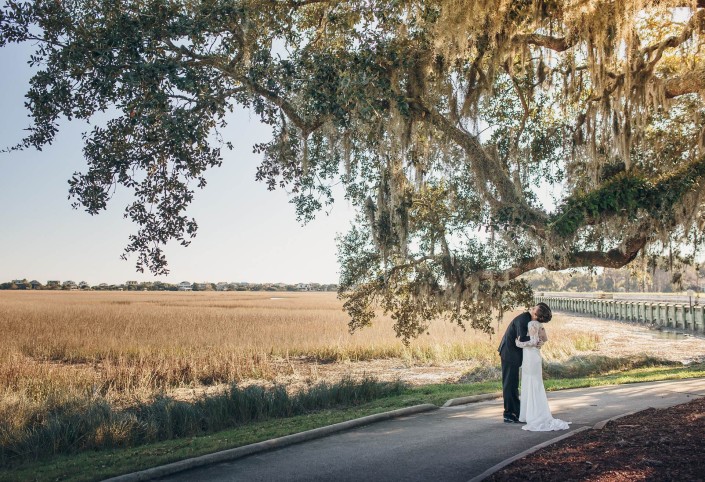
[
  {"left": 3, "top": 363, "right": 704, "bottom": 482},
  {"left": 543, "top": 362, "right": 705, "bottom": 390},
  {"left": 0, "top": 378, "right": 405, "bottom": 467}
]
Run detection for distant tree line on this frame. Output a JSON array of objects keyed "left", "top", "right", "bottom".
[
  {"left": 523, "top": 259, "right": 705, "bottom": 294},
  {"left": 0, "top": 279, "right": 338, "bottom": 292}
]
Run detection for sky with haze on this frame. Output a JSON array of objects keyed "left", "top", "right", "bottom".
[{"left": 0, "top": 42, "right": 355, "bottom": 285}]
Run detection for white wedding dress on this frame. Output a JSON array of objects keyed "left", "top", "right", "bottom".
[{"left": 516, "top": 320, "right": 570, "bottom": 431}]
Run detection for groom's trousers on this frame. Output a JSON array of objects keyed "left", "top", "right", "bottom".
[{"left": 501, "top": 360, "right": 521, "bottom": 418}]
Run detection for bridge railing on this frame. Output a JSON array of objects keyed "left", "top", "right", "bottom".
[{"left": 534, "top": 295, "right": 705, "bottom": 334}]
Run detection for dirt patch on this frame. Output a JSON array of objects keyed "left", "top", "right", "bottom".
[
  {"left": 166, "top": 313, "right": 705, "bottom": 400},
  {"left": 173, "top": 359, "right": 480, "bottom": 399},
  {"left": 267, "top": 314, "right": 705, "bottom": 389},
  {"left": 488, "top": 396, "right": 705, "bottom": 481},
  {"left": 563, "top": 313, "right": 705, "bottom": 364},
  {"left": 270, "top": 358, "right": 480, "bottom": 386}
]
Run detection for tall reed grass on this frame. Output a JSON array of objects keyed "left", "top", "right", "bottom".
[{"left": 0, "top": 376, "right": 403, "bottom": 465}]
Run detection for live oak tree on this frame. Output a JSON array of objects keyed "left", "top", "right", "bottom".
[{"left": 2, "top": 0, "right": 705, "bottom": 341}]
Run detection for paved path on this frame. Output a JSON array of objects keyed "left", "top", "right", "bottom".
[{"left": 159, "top": 378, "right": 705, "bottom": 482}]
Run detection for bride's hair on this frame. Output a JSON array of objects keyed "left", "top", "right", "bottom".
[{"left": 535, "top": 302, "right": 552, "bottom": 323}]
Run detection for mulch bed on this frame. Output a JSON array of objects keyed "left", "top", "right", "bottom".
[{"left": 488, "top": 396, "right": 705, "bottom": 481}]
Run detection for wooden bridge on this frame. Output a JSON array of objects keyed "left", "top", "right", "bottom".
[{"left": 534, "top": 294, "right": 705, "bottom": 334}]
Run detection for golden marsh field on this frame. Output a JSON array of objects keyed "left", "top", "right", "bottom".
[{"left": 0, "top": 290, "right": 598, "bottom": 404}]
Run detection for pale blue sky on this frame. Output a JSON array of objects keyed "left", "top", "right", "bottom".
[{"left": 0, "top": 42, "right": 355, "bottom": 285}]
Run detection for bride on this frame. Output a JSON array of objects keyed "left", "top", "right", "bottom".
[{"left": 515, "top": 315, "right": 570, "bottom": 431}]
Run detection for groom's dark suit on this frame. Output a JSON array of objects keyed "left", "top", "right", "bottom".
[{"left": 498, "top": 311, "right": 531, "bottom": 420}]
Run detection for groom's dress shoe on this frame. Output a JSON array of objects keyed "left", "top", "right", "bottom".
[{"left": 503, "top": 415, "right": 520, "bottom": 423}]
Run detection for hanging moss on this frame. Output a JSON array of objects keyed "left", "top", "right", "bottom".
[{"left": 549, "top": 154, "right": 705, "bottom": 238}]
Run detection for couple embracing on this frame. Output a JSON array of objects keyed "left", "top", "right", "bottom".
[{"left": 498, "top": 302, "right": 570, "bottom": 431}]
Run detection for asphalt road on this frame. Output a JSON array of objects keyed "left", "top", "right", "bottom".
[{"left": 157, "top": 378, "right": 705, "bottom": 482}]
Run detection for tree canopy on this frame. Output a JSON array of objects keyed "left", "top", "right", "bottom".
[{"left": 2, "top": 0, "right": 705, "bottom": 340}]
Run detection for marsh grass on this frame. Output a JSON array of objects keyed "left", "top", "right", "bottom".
[
  {"left": 543, "top": 354, "right": 680, "bottom": 379},
  {"left": 0, "top": 291, "right": 596, "bottom": 397}
]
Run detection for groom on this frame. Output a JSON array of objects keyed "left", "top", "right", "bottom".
[{"left": 498, "top": 302, "right": 552, "bottom": 423}]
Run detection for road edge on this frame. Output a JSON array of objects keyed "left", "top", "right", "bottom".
[
  {"left": 466, "top": 426, "right": 591, "bottom": 482},
  {"left": 102, "top": 403, "right": 438, "bottom": 482},
  {"left": 467, "top": 408, "right": 653, "bottom": 482},
  {"left": 442, "top": 392, "right": 502, "bottom": 407},
  {"left": 592, "top": 409, "right": 642, "bottom": 429}
]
